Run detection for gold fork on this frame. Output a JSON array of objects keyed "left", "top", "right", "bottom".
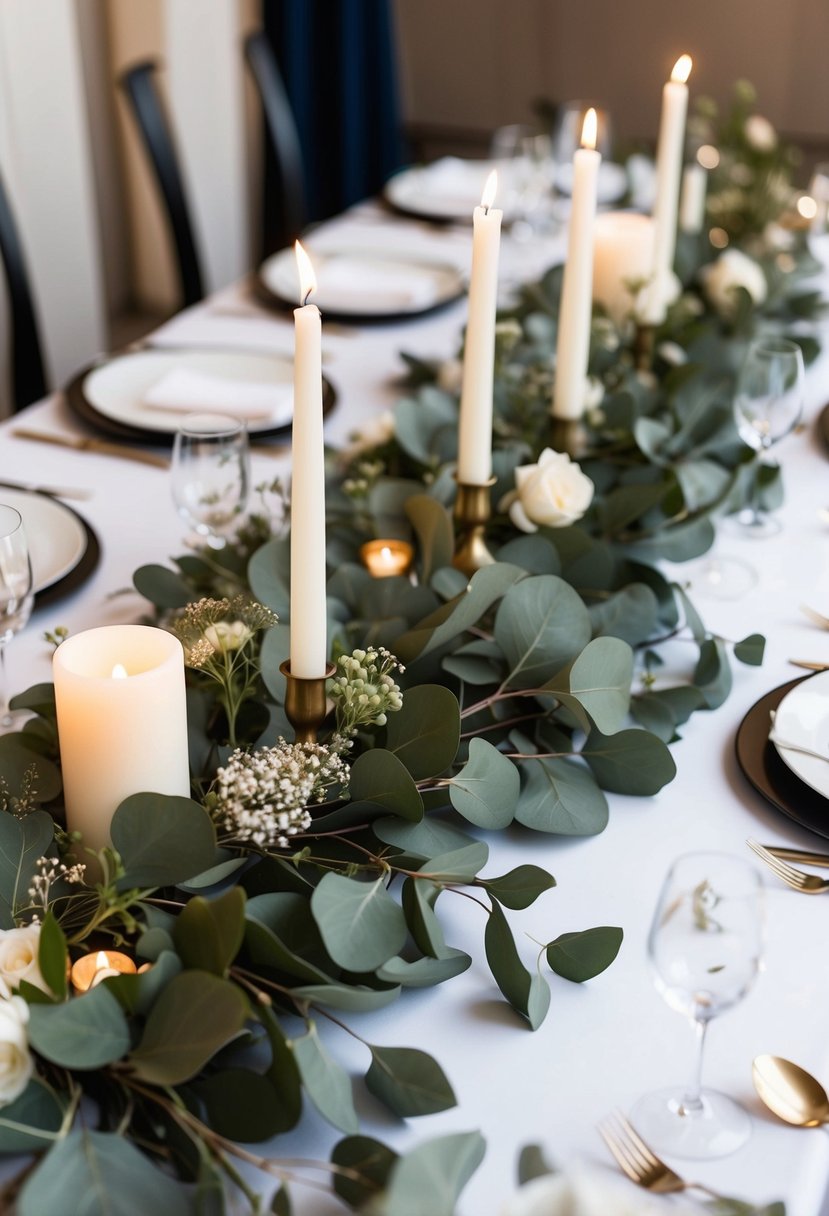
[
  {"left": 746, "top": 838, "right": 829, "bottom": 894},
  {"left": 598, "top": 1110, "right": 723, "bottom": 1199}
]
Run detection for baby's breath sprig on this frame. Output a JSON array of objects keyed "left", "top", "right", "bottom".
[
  {"left": 330, "top": 646, "right": 404, "bottom": 736},
  {"left": 170, "top": 596, "right": 279, "bottom": 746}
]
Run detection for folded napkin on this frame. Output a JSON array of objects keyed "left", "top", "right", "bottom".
[
  {"left": 501, "top": 1165, "right": 697, "bottom": 1216},
  {"left": 143, "top": 367, "right": 293, "bottom": 423},
  {"left": 316, "top": 256, "right": 439, "bottom": 311}
]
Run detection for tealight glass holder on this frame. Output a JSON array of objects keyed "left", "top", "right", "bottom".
[{"left": 360, "top": 539, "right": 414, "bottom": 579}]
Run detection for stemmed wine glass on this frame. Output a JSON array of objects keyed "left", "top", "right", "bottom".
[
  {"left": 171, "top": 413, "right": 250, "bottom": 548},
  {"left": 0, "top": 506, "right": 34, "bottom": 731},
  {"left": 731, "top": 335, "right": 805, "bottom": 537},
  {"left": 631, "top": 852, "right": 764, "bottom": 1159},
  {"left": 490, "top": 124, "right": 556, "bottom": 238}
]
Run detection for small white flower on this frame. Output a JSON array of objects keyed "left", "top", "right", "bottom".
[
  {"left": 203, "top": 620, "right": 253, "bottom": 653},
  {"left": 0, "top": 996, "right": 32, "bottom": 1107},
  {"left": 657, "top": 341, "right": 688, "bottom": 367},
  {"left": 0, "top": 926, "right": 49, "bottom": 995},
  {"left": 583, "top": 376, "right": 605, "bottom": 410},
  {"left": 436, "top": 359, "right": 463, "bottom": 394},
  {"left": 508, "top": 448, "right": 594, "bottom": 533},
  {"left": 745, "top": 114, "right": 777, "bottom": 152},
  {"left": 762, "top": 222, "right": 795, "bottom": 253},
  {"left": 702, "top": 248, "right": 767, "bottom": 318}
]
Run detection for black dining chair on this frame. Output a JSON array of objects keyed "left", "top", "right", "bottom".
[
  {"left": 244, "top": 30, "right": 308, "bottom": 254},
  {"left": 0, "top": 171, "right": 47, "bottom": 413},
  {"left": 119, "top": 60, "right": 205, "bottom": 308}
]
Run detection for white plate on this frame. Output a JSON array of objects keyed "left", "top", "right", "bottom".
[
  {"left": 0, "top": 488, "right": 87, "bottom": 594},
  {"left": 259, "top": 246, "right": 464, "bottom": 317},
  {"left": 384, "top": 158, "right": 496, "bottom": 221},
  {"left": 82, "top": 349, "right": 295, "bottom": 435},
  {"left": 772, "top": 670, "right": 829, "bottom": 798}
]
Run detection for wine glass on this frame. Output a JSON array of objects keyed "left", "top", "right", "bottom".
[
  {"left": 731, "top": 336, "right": 804, "bottom": 537},
  {"left": 0, "top": 506, "right": 34, "bottom": 730},
  {"left": 631, "top": 852, "right": 764, "bottom": 1159},
  {"left": 490, "top": 124, "right": 556, "bottom": 237},
  {"left": 171, "top": 413, "right": 250, "bottom": 548}
]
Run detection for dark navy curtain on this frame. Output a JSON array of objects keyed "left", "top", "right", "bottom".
[{"left": 263, "top": 0, "right": 406, "bottom": 231}]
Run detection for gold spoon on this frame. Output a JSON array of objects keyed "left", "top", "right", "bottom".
[{"left": 753, "top": 1054, "right": 829, "bottom": 1126}]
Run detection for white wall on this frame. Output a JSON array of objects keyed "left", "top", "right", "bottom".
[{"left": 0, "top": 0, "right": 106, "bottom": 411}]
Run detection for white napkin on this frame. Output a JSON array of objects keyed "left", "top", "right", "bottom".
[
  {"left": 500, "top": 1166, "right": 697, "bottom": 1216},
  {"left": 315, "top": 256, "right": 439, "bottom": 311},
  {"left": 143, "top": 367, "right": 293, "bottom": 423}
]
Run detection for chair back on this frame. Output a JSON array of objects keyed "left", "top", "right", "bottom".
[
  {"left": 0, "top": 171, "right": 47, "bottom": 413},
  {"left": 244, "top": 31, "right": 307, "bottom": 252},
  {"left": 119, "top": 60, "right": 205, "bottom": 307}
]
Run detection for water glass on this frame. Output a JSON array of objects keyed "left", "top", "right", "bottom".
[
  {"left": 171, "top": 414, "right": 250, "bottom": 548},
  {"left": 631, "top": 852, "right": 764, "bottom": 1158},
  {"left": 0, "top": 506, "right": 34, "bottom": 730}
]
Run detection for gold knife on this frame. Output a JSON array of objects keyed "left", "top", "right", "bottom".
[
  {"left": 12, "top": 428, "right": 169, "bottom": 469},
  {"left": 789, "top": 659, "right": 829, "bottom": 672},
  {"left": 765, "top": 845, "right": 829, "bottom": 869}
]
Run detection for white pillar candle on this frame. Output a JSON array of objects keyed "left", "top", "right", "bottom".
[
  {"left": 53, "top": 625, "right": 190, "bottom": 854},
  {"left": 290, "top": 241, "right": 327, "bottom": 679},
  {"left": 457, "top": 170, "right": 502, "bottom": 485},
  {"left": 647, "top": 53, "right": 693, "bottom": 322},
  {"left": 679, "top": 162, "right": 707, "bottom": 234},
  {"left": 593, "top": 211, "right": 656, "bottom": 328},
  {"left": 553, "top": 108, "right": 601, "bottom": 420}
]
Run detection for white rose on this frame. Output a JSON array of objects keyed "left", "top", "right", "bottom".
[
  {"left": 342, "top": 410, "right": 396, "bottom": 460},
  {"left": 0, "top": 926, "right": 49, "bottom": 995},
  {"left": 745, "top": 114, "right": 777, "bottom": 152},
  {"left": 701, "top": 248, "right": 767, "bottom": 318},
  {"left": 0, "top": 996, "right": 33, "bottom": 1106},
  {"left": 203, "top": 621, "right": 253, "bottom": 653},
  {"left": 501, "top": 1165, "right": 697, "bottom": 1216},
  {"left": 509, "top": 448, "right": 594, "bottom": 533}
]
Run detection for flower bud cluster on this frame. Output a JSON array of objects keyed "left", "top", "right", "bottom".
[{"left": 330, "top": 647, "right": 404, "bottom": 733}]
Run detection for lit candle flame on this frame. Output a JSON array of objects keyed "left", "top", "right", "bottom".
[
  {"left": 671, "top": 54, "right": 692, "bottom": 84},
  {"left": 581, "top": 108, "right": 598, "bottom": 151},
  {"left": 481, "top": 169, "right": 498, "bottom": 212},
  {"left": 380, "top": 546, "right": 393, "bottom": 562},
  {"left": 111, "top": 664, "right": 127, "bottom": 680},
  {"left": 295, "top": 240, "right": 317, "bottom": 305},
  {"left": 95, "top": 951, "right": 109, "bottom": 969}
]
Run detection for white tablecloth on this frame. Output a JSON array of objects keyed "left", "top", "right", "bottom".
[{"left": 2, "top": 202, "right": 829, "bottom": 1214}]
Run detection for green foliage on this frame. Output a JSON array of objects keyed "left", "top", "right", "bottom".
[{"left": 546, "top": 926, "right": 624, "bottom": 982}]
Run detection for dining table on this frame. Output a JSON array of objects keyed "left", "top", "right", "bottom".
[{"left": 2, "top": 194, "right": 829, "bottom": 1216}]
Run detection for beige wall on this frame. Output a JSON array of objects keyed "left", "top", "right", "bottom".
[{"left": 394, "top": 0, "right": 829, "bottom": 152}]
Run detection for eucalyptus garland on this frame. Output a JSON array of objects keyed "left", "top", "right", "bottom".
[{"left": 0, "top": 89, "right": 816, "bottom": 1213}]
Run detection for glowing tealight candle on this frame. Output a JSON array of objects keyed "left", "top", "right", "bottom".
[
  {"left": 290, "top": 241, "right": 328, "bottom": 679},
  {"left": 53, "top": 625, "right": 190, "bottom": 855},
  {"left": 71, "top": 949, "right": 137, "bottom": 993},
  {"left": 553, "top": 108, "right": 601, "bottom": 420},
  {"left": 457, "top": 170, "right": 502, "bottom": 485},
  {"left": 360, "top": 539, "right": 415, "bottom": 578},
  {"left": 646, "top": 53, "right": 693, "bottom": 322}
]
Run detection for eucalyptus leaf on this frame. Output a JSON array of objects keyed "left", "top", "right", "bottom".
[
  {"left": 291, "top": 1021, "right": 359, "bottom": 1134},
  {"left": 485, "top": 900, "right": 549, "bottom": 1029},
  {"left": 582, "top": 728, "right": 677, "bottom": 794},
  {"left": 311, "top": 872, "right": 408, "bottom": 972},
  {"left": 551, "top": 636, "right": 633, "bottom": 734},
  {"left": 37, "top": 911, "right": 67, "bottom": 1001},
  {"left": 366, "top": 1045, "right": 456, "bottom": 1117},
  {"left": 173, "top": 886, "right": 246, "bottom": 975},
  {"left": 111, "top": 793, "right": 217, "bottom": 889},
  {"left": 384, "top": 685, "right": 461, "bottom": 779},
  {"left": 372, "top": 816, "right": 476, "bottom": 859},
  {"left": 348, "top": 749, "right": 424, "bottom": 821},
  {"left": 588, "top": 583, "right": 659, "bottom": 647},
  {"left": 247, "top": 536, "right": 291, "bottom": 616},
  {"left": 448, "top": 737, "right": 519, "bottom": 828},
  {"left": 376, "top": 950, "right": 471, "bottom": 988},
  {"left": 129, "top": 971, "right": 248, "bottom": 1085},
  {"left": 517, "top": 1143, "right": 556, "bottom": 1184},
  {"left": 259, "top": 1004, "right": 302, "bottom": 1133},
  {"left": 331, "top": 1135, "right": 398, "bottom": 1210},
  {"left": 401, "top": 878, "right": 447, "bottom": 959},
  {"left": 405, "top": 494, "right": 454, "bottom": 582},
  {"left": 495, "top": 575, "right": 591, "bottom": 689},
  {"left": 515, "top": 757, "right": 609, "bottom": 836},
  {"left": 418, "top": 841, "right": 489, "bottom": 882},
  {"left": 133, "top": 563, "right": 194, "bottom": 610},
  {"left": 289, "top": 983, "right": 401, "bottom": 1012},
  {"left": 546, "top": 926, "right": 624, "bottom": 982},
  {"left": 0, "top": 809, "right": 55, "bottom": 917},
  {"left": 0, "top": 1078, "right": 63, "bottom": 1153},
  {"left": 382, "top": 1130, "right": 485, "bottom": 1216},
  {"left": 28, "top": 985, "right": 130, "bottom": 1069},
  {"left": 396, "top": 562, "right": 526, "bottom": 661},
  {"left": 734, "top": 633, "right": 766, "bottom": 666},
  {"left": 694, "top": 637, "right": 733, "bottom": 709},
  {"left": 18, "top": 1129, "right": 189, "bottom": 1216},
  {"left": 483, "top": 865, "right": 556, "bottom": 910},
  {"left": 196, "top": 1069, "right": 288, "bottom": 1142}
]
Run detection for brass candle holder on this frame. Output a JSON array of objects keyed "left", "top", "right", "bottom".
[
  {"left": 280, "top": 660, "right": 336, "bottom": 745},
  {"left": 633, "top": 322, "right": 656, "bottom": 372},
  {"left": 550, "top": 418, "right": 587, "bottom": 459},
  {"left": 359, "top": 538, "right": 415, "bottom": 579},
  {"left": 452, "top": 476, "right": 497, "bottom": 577}
]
